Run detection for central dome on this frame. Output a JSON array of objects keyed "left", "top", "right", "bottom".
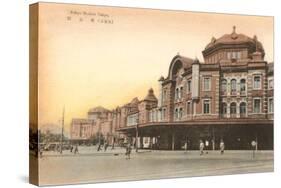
[
  {"left": 88, "top": 106, "right": 110, "bottom": 113},
  {"left": 204, "top": 26, "right": 264, "bottom": 52}
]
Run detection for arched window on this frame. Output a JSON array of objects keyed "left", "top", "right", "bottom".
[
  {"left": 230, "top": 102, "right": 237, "bottom": 118},
  {"left": 179, "top": 108, "right": 183, "bottom": 119},
  {"left": 186, "top": 101, "right": 191, "bottom": 114},
  {"left": 175, "top": 88, "right": 179, "bottom": 99},
  {"left": 240, "top": 79, "right": 246, "bottom": 95},
  {"left": 231, "top": 79, "right": 237, "bottom": 95},
  {"left": 221, "top": 79, "right": 227, "bottom": 95},
  {"left": 240, "top": 102, "right": 246, "bottom": 118},
  {"left": 221, "top": 102, "right": 227, "bottom": 117},
  {"left": 175, "top": 108, "right": 178, "bottom": 120},
  {"left": 180, "top": 87, "right": 183, "bottom": 99}
]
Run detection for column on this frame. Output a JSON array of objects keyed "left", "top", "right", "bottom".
[
  {"left": 237, "top": 102, "right": 240, "bottom": 118},
  {"left": 227, "top": 103, "right": 230, "bottom": 118}
]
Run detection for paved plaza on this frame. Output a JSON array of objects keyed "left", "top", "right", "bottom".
[{"left": 38, "top": 146, "right": 273, "bottom": 186}]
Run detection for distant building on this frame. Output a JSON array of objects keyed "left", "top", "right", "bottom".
[{"left": 70, "top": 106, "right": 115, "bottom": 144}]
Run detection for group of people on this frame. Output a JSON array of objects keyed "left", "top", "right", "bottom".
[
  {"left": 70, "top": 145, "right": 79, "bottom": 154},
  {"left": 199, "top": 139, "right": 225, "bottom": 155},
  {"left": 97, "top": 141, "right": 110, "bottom": 152}
]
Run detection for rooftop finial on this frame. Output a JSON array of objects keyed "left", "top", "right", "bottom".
[{"left": 232, "top": 25, "right": 236, "bottom": 33}]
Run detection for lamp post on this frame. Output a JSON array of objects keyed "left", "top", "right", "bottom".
[
  {"left": 60, "top": 106, "right": 65, "bottom": 154},
  {"left": 135, "top": 117, "right": 139, "bottom": 153}
]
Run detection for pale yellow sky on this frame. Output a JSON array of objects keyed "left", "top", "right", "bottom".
[{"left": 38, "top": 3, "right": 273, "bottom": 131}]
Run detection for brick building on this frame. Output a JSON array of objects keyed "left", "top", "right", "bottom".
[
  {"left": 71, "top": 26, "right": 273, "bottom": 150},
  {"left": 117, "top": 26, "right": 274, "bottom": 150}
]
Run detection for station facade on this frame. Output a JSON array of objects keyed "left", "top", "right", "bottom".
[{"left": 71, "top": 26, "right": 273, "bottom": 150}]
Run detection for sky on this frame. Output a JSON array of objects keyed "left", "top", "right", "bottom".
[{"left": 37, "top": 2, "right": 274, "bottom": 132}]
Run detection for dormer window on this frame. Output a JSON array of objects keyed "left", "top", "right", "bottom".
[{"left": 227, "top": 51, "right": 241, "bottom": 60}]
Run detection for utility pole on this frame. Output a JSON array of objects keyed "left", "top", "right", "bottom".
[
  {"left": 135, "top": 117, "right": 139, "bottom": 152},
  {"left": 60, "top": 106, "right": 65, "bottom": 154}
]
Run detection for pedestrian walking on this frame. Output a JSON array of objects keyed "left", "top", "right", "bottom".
[
  {"left": 70, "top": 145, "right": 73, "bottom": 153},
  {"left": 125, "top": 142, "right": 132, "bottom": 159},
  {"left": 39, "top": 146, "right": 43, "bottom": 158},
  {"left": 220, "top": 139, "right": 225, "bottom": 154},
  {"left": 251, "top": 140, "right": 257, "bottom": 159},
  {"left": 74, "top": 145, "right": 79, "bottom": 154},
  {"left": 184, "top": 142, "right": 188, "bottom": 153},
  {"left": 199, "top": 140, "right": 204, "bottom": 156},
  {"left": 97, "top": 143, "right": 102, "bottom": 152},
  {"left": 104, "top": 142, "right": 108, "bottom": 152},
  {"left": 111, "top": 140, "right": 115, "bottom": 150},
  {"left": 205, "top": 140, "right": 209, "bottom": 154}
]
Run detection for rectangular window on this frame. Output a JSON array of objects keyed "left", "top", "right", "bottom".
[
  {"left": 175, "top": 88, "right": 179, "bottom": 99},
  {"left": 237, "top": 52, "right": 241, "bottom": 59},
  {"left": 268, "top": 79, "right": 273, "bottom": 90},
  {"left": 232, "top": 52, "right": 236, "bottom": 59},
  {"left": 253, "top": 76, "right": 261, "bottom": 89},
  {"left": 268, "top": 98, "right": 273, "bottom": 113},
  {"left": 203, "top": 99, "right": 210, "bottom": 114},
  {"left": 203, "top": 77, "right": 211, "bottom": 91},
  {"left": 187, "top": 80, "right": 191, "bottom": 93},
  {"left": 227, "top": 52, "right": 231, "bottom": 59},
  {"left": 253, "top": 98, "right": 261, "bottom": 113}
]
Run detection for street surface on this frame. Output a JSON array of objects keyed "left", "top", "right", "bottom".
[{"left": 38, "top": 146, "right": 273, "bottom": 186}]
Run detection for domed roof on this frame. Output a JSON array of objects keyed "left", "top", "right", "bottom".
[
  {"left": 88, "top": 106, "right": 110, "bottom": 113},
  {"left": 204, "top": 26, "right": 264, "bottom": 52},
  {"left": 144, "top": 88, "right": 157, "bottom": 102}
]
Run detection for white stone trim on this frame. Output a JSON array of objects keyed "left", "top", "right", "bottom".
[
  {"left": 253, "top": 97, "right": 262, "bottom": 114},
  {"left": 268, "top": 97, "right": 274, "bottom": 114},
  {"left": 202, "top": 99, "right": 211, "bottom": 114},
  {"left": 252, "top": 74, "right": 262, "bottom": 90}
]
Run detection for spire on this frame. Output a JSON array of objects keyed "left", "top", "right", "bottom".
[{"left": 253, "top": 35, "right": 258, "bottom": 52}]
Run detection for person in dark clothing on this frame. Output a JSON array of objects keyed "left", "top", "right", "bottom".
[
  {"left": 97, "top": 143, "right": 102, "bottom": 151},
  {"left": 70, "top": 145, "right": 73, "bottom": 153},
  {"left": 220, "top": 140, "right": 225, "bottom": 155},
  {"left": 74, "top": 145, "right": 79, "bottom": 154},
  {"left": 125, "top": 143, "right": 132, "bottom": 159},
  {"left": 104, "top": 142, "right": 108, "bottom": 152}
]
